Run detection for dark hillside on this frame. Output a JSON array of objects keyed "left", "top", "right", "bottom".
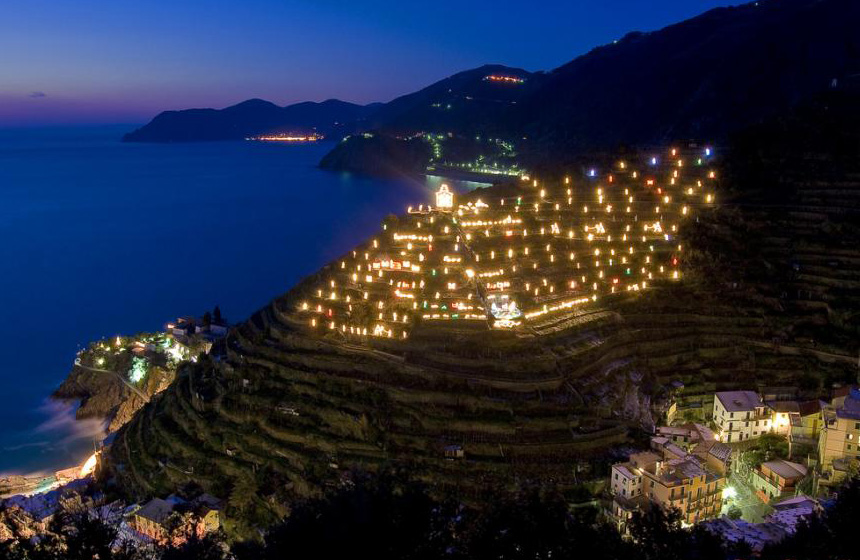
[
  {"left": 370, "top": 64, "right": 540, "bottom": 135},
  {"left": 110, "top": 94, "right": 860, "bottom": 535},
  {"left": 320, "top": 0, "right": 860, "bottom": 173},
  {"left": 123, "top": 99, "right": 378, "bottom": 142},
  {"left": 516, "top": 0, "right": 860, "bottom": 158}
]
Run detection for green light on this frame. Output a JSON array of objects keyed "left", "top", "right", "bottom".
[{"left": 129, "top": 356, "right": 148, "bottom": 383}]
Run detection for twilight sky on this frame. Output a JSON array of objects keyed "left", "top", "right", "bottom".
[{"left": 0, "top": 0, "right": 739, "bottom": 126}]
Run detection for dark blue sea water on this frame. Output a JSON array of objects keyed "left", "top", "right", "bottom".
[{"left": 0, "top": 126, "right": 485, "bottom": 475}]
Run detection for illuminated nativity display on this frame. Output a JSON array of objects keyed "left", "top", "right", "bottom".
[{"left": 293, "top": 147, "right": 717, "bottom": 340}]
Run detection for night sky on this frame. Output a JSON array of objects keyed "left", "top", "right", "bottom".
[{"left": 1, "top": 1, "right": 739, "bottom": 126}]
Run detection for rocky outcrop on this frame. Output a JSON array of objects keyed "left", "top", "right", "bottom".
[
  {"left": 0, "top": 505, "right": 43, "bottom": 542},
  {"left": 319, "top": 134, "right": 432, "bottom": 176},
  {"left": 54, "top": 366, "right": 132, "bottom": 423},
  {"left": 53, "top": 356, "right": 176, "bottom": 434}
]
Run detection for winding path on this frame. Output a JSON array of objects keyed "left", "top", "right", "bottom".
[{"left": 74, "top": 359, "right": 150, "bottom": 402}]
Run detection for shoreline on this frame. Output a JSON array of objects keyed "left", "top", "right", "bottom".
[{"left": 1, "top": 397, "right": 106, "bottom": 498}]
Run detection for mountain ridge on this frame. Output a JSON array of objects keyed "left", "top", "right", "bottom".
[
  {"left": 122, "top": 98, "right": 380, "bottom": 143},
  {"left": 123, "top": 0, "right": 860, "bottom": 158}
]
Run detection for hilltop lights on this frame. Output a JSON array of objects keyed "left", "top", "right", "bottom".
[
  {"left": 483, "top": 74, "right": 525, "bottom": 84},
  {"left": 246, "top": 133, "right": 324, "bottom": 142},
  {"left": 294, "top": 146, "right": 713, "bottom": 338}
]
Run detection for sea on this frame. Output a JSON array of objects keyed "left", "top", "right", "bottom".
[{"left": 0, "top": 125, "right": 486, "bottom": 476}]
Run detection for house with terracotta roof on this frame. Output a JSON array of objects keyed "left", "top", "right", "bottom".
[
  {"left": 129, "top": 493, "right": 223, "bottom": 543},
  {"left": 608, "top": 440, "right": 724, "bottom": 531},
  {"left": 751, "top": 459, "right": 807, "bottom": 503}
]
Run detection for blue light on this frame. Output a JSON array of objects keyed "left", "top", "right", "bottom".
[
  {"left": 705, "top": 148, "right": 712, "bottom": 157},
  {"left": 650, "top": 157, "right": 657, "bottom": 165},
  {"left": 588, "top": 169, "right": 596, "bottom": 177}
]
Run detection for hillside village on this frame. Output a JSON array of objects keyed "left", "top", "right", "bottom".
[
  {"left": 8, "top": 105, "right": 860, "bottom": 550},
  {"left": 608, "top": 385, "right": 860, "bottom": 551}
]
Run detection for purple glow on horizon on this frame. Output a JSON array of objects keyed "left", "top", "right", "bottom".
[{"left": 0, "top": 0, "right": 738, "bottom": 126}]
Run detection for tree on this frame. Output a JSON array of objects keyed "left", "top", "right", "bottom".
[
  {"left": 627, "top": 507, "right": 724, "bottom": 560},
  {"left": 0, "top": 502, "right": 149, "bottom": 560},
  {"left": 258, "top": 470, "right": 452, "bottom": 560},
  {"left": 461, "top": 488, "right": 632, "bottom": 560},
  {"left": 727, "top": 505, "right": 743, "bottom": 520},
  {"left": 227, "top": 476, "right": 257, "bottom": 514},
  {"left": 745, "top": 434, "right": 789, "bottom": 468},
  {"left": 161, "top": 533, "right": 228, "bottom": 560}
]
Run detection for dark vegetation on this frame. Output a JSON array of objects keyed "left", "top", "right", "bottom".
[
  {"left": 318, "top": 134, "right": 433, "bottom": 176},
  {"left": 3, "top": 473, "right": 860, "bottom": 559},
  {"left": 744, "top": 434, "right": 790, "bottom": 468}
]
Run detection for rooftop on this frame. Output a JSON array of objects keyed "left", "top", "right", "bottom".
[
  {"left": 836, "top": 391, "right": 860, "bottom": 420},
  {"left": 703, "top": 517, "right": 788, "bottom": 552},
  {"left": 762, "top": 459, "right": 807, "bottom": 480},
  {"left": 671, "top": 457, "right": 708, "bottom": 480},
  {"left": 614, "top": 464, "right": 638, "bottom": 479},
  {"left": 715, "top": 390, "right": 761, "bottom": 412},
  {"left": 707, "top": 443, "right": 732, "bottom": 463},
  {"left": 135, "top": 498, "right": 173, "bottom": 525}
]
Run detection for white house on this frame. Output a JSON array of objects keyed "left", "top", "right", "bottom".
[
  {"left": 713, "top": 391, "right": 773, "bottom": 443},
  {"left": 609, "top": 451, "right": 654, "bottom": 499}
]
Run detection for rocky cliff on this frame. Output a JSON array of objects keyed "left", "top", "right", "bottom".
[
  {"left": 53, "top": 364, "right": 171, "bottom": 433},
  {"left": 52, "top": 333, "right": 208, "bottom": 434}
]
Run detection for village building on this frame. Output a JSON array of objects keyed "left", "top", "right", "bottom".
[
  {"left": 130, "top": 498, "right": 173, "bottom": 541},
  {"left": 783, "top": 400, "right": 823, "bottom": 454},
  {"left": 129, "top": 494, "right": 222, "bottom": 542},
  {"left": 655, "top": 423, "right": 732, "bottom": 475},
  {"left": 608, "top": 437, "right": 725, "bottom": 531},
  {"left": 751, "top": 459, "right": 807, "bottom": 503},
  {"left": 712, "top": 391, "right": 773, "bottom": 443},
  {"left": 817, "top": 386, "right": 860, "bottom": 488},
  {"left": 443, "top": 444, "right": 465, "bottom": 460}
]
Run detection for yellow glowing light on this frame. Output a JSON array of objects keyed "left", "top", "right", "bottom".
[{"left": 80, "top": 453, "right": 98, "bottom": 478}]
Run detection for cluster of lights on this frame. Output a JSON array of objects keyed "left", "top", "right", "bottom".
[
  {"left": 245, "top": 133, "right": 324, "bottom": 142},
  {"left": 294, "top": 147, "right": 715, "bottom": 338},
  {"left": 483, "top": 75, "right": 525, "bottom": 84}
]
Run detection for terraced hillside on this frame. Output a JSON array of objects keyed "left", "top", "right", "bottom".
[{"left": 109, "top": 94, "right": 860, "bottom": 530}]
